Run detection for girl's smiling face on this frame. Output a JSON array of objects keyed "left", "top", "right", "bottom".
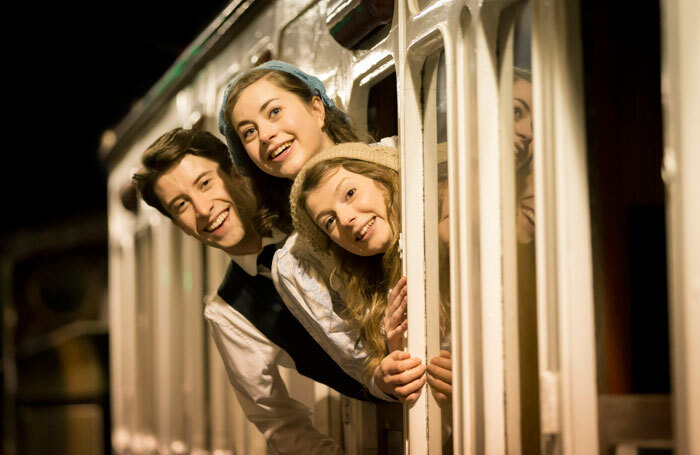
[
  {"left": 231, "top": 78, "right": 336, "bottom": 178},
  {"left": 305, "top": 166, "right": 393, "bottom": 256},
  {"left": 513, "top": 77, "right": 533, "bottom": 162}
]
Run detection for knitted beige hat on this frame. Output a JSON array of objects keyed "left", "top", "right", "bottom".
[{"left": 290, "top": 142, "right": 400, "bottom": 251}]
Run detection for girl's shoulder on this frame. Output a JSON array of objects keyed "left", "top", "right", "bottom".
[
  {"left": 274, "top": 232, "right": 347, "bottom": 299},
  {"left": 275, "top": 232, "right": 334, "bottom": 279}
]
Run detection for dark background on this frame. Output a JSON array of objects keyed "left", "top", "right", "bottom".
[{"left": 7, "top": 2, "right": 231, "bottom": 236}]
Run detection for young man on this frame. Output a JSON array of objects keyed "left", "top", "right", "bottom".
[{"left": 133, "top": 128, "right": 378, "bottom": 455}]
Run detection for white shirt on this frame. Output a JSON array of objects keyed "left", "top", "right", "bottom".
[
  {"left": 204, "top": 232, "right": 342, "bottom": 455},
  {"left": 272, "top": 232, "right": 395, "bottom": 401}
]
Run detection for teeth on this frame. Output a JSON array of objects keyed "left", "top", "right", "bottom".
[
  {"left": 521, "top": 206, "right": 535, "bottom": 224},
  {"left": 356, "top": 218, "right": 375, "bottom": 240},
  {"left": 207, "top": 211, "right": 228, "bottom": 232},
  {"left": 269, "top": 141, "right": 293, "bottom": 159}
]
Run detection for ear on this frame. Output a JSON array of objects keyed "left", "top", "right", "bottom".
[{"left": 310, "top": 96, "right": 326, "bottom": 129}]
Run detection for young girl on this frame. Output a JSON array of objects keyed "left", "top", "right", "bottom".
[
  {"left": 289, "top": 142, "right": 452, "bottom": 405},
  {"left": 218, "top": 62, "right": 423, "bottom": 402}
]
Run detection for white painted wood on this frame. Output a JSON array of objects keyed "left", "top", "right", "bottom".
[
  {"left": 532, "top": 0, "right": 599, "bottom": 452},
  {"left": 474, "top": 5, "right": 508, "bottom": 454},
  {"left": 399, "top": 42, "right": 432, "bottom": 455},
  {"left": 451, "top": 6, "right": 480, "bottom": 454},
  {"left": 660, "top": 0, "right": 700, "bottom": 453}
]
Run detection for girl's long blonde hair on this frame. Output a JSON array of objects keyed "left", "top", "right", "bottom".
[
  {"left": 301, "top": 156, "right": 452, "bottom": 377},
  {"left": 300, "top": 158, "right": 401, "bottom": 378}
]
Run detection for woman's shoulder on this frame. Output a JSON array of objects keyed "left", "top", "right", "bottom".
[
  {"left": 276, "top": 232, "right": 332, "bottom": 270},
  {"left": 274, "top": 232, "right": 349, "bottom": 294}
]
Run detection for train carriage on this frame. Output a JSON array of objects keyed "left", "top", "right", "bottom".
[{"left": 101, "top": 0, "right": 699, "bottom": 453}]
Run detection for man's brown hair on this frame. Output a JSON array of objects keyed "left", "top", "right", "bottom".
[{"left": 132, "top": 128, "right": 235, "bottom": 218}]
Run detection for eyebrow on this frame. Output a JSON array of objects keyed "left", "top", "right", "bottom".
[
  {"left": 514, "top": 97, "right": 531, "bottom": 113},
  {"left": 165, "top": 170, "right": 212, "bottom": 210},
  {"left": 313, "top": 177, "right": 352, "bottom": 225},
  {"left": 235, "top": 98, "right": 279, "bottom": 130}
]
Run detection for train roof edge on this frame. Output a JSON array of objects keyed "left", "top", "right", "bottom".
[{"left": 97, "top": 0, "right": 271, "bottom": 170}]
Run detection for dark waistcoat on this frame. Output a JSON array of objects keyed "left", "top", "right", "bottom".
[{"left": 217, "top": 259, "right": 379, "bottom": 402}]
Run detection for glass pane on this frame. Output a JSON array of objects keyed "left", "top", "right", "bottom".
[
  {"left": 424, "top": 48, "right": 453, "bottom": 455},
  {"left": 367, "top": 72, "right": 404, "bottom": 454},
  {"left": 512, "top": 2, "right": 541, "bottom": 452}
]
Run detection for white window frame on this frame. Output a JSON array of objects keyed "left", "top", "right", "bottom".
[
  {"left": 398, "top": 0, "right": 600, "bottom": 453},
  {"left": 660, "top": 0, "right": 700, "bottom": 453}
]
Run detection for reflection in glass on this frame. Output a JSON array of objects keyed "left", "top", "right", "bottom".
[
  {"left": 425, "top": 49, "right": 453, "bottom": 455},
  {"left": 512, "top": 2, "right": 541, "bottom": 453}
]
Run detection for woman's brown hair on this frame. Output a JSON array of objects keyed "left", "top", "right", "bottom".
[{"left": 224, "top": 69, "right": 371, "bottom": 234}]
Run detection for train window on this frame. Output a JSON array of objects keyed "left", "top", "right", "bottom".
[
  {"left": 497, "top": 2, "right": 540, "bottom": 452},
  {"left": 133, "top": 227, "right": 157, "bottom": 452},
  {"left": 365, "top": 71, "right": 403, "bottom": 455},
  {"left": 422, "top": 47, "right": 453, "bottom": 454},
  {"left": 581, "top": 1, "right": 671, "bottom": 452},
  {"left": 367, "top": 72, "right": 398, "bottom": 141},
  {"left": 511, "top": 4, "right": 540, "bottom": 453}
]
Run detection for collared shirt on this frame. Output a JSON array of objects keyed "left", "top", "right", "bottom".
[
  {"left": 226, "top": 228, "right": 287, "bottom": 277},
  {"left": 204, "top": 230, "right": 342, "bottom": 455},
  {"left": 272, "top": 232, "right": 395, "bottom": 402}
]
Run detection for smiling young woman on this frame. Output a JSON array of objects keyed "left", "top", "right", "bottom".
[{"left": 218, "top": 61, "right": 370, "bottom": 234}]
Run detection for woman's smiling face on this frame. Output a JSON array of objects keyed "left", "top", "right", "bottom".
[
  {"left": 231, "top": 78, "right": 336, "bottom": 178},
  {"left": 305, "top": 166, "right": 393, "bottom": 257},
  {"left": 513, "top": 77, "right": 533, "bottom": 163}
]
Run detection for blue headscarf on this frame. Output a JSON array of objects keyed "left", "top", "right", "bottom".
[{"left": 217, "top": 60, "right": 341, "bottom": 177}]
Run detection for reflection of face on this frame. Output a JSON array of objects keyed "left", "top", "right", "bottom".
[
  {"left": 232, "top": 79, "right": 336, "bottom": 179},
  {"left": 154, "top": 155, "right": 254, "bottom": 254},
  {"left": 513, "top": 77, "right": 533, "bottom": 163},
  {"left": 438, "top": 181, "right": 450, "bottom": 245},
  {"left": 306, "top": 167, "right": 393, "bottom": 257},
  {"left": 516, "top": 152, "right": 535, "bottom": 244}
]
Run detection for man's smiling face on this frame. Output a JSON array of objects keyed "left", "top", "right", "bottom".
[{"left": 154, "top": 154, "right": 251, "bottom": 254}]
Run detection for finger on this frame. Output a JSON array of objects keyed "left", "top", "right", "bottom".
[
  {"left": 387, "top": 288, "right": 403, "bottom": 312},
  {"left": 401, "top": 389, "right": 423, "bottom": 404},
  {"left": 427, "top": 372, "right": 453, "bottom": 393},
  {"left": 392, "top": 296, "right": 408, "bottom": 322},
  {"left": 389, "top": 363, "right": 426, "bottom": 385},
  {"left": 395, "top": 356, "right": 423, "bottom": 373},
  {"left": 439, "top": 350, "right": 451, "bottom": 359},
  {"left": 388, "top": 295, "right": 407, "bottom": 325},
  {"left": 381, "top": 353, "right": 412, "bottom": 375},
  {"left": 429, "top": 356, "right": 452, "bottom": 370},
  {"left": 395, "top": 374, "right": 427, "bottom": 397},
  {"left": 427, "top": 363, "right": 452, "bottom": 384},
  {"left": 389, "top": 276, "right": 407, "bottom": 301},
  {"left": 431, "top": 391, "right": 448, "bottom": 403},
  {"left": 384, "top": 358, "right": 422, "bottom": 377},
  {"left": 389, "top": 350, "right": 410, "bottom": 360}
]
